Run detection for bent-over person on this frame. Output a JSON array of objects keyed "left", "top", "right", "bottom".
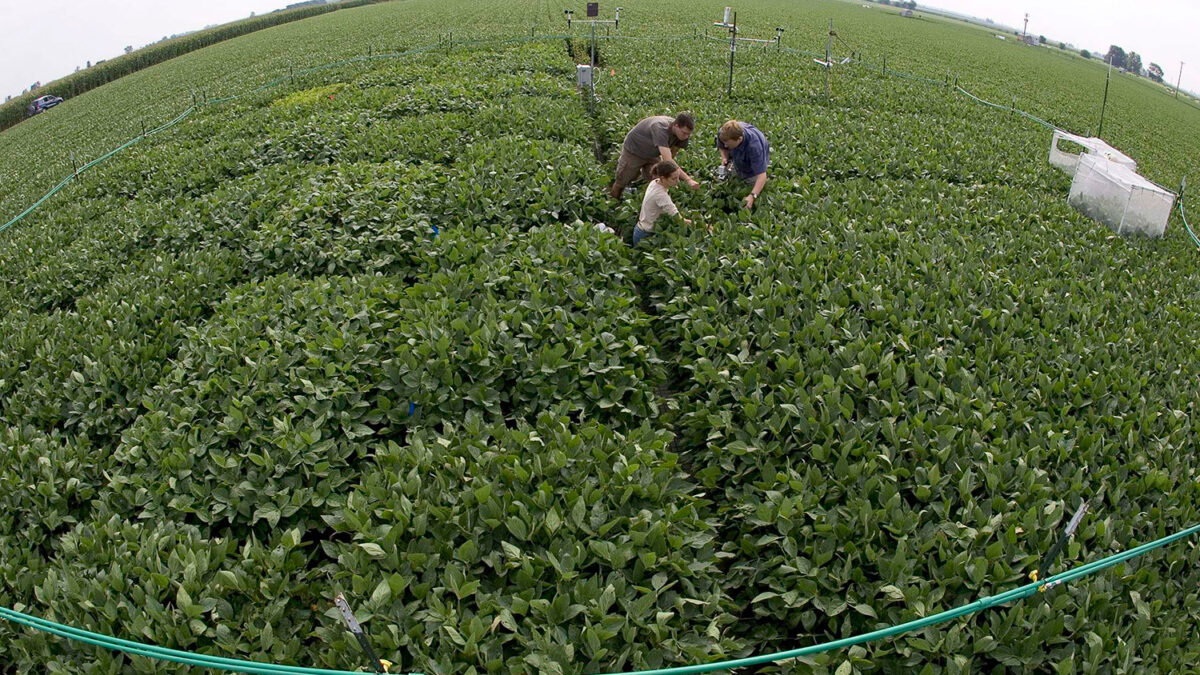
[
  {"left": 610, "top": 112, "right": 701, "bottom": 199},
  {"left": 716, "top": 120, "right": 770, "bottom": 210}
]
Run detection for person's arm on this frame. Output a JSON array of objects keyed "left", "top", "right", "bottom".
[
  {"left": 743, "top": 172, "right": 768, "bottom": 209},
  {"left": 659, "top": 145, "right": 700, "bottom": 189}
]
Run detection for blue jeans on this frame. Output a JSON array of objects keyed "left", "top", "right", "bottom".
[{"left": 632, "top": 226, "right": 653, "bottom": 246}]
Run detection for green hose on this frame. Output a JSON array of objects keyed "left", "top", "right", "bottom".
[
  {"left": 4, "top": 522, "right": 1198, "bottom": 675},
  {"left": 0, "top": 606, "right": 381, "bottom": 675},
  {"left": 1178, "top": 193, "right": 1200, "bottom": 249},
  {"left": 596, "top": 521, "right": 1200, "bottom": 675}
]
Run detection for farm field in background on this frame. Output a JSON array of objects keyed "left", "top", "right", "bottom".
[{"left": 0, "top": 0, "right": 1197, "bottom": 673}]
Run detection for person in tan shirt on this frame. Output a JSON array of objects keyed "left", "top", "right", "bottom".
[
  {"left": 632, "top": 160, "right": 708, "bottom": 246},
  {"left": 610, "top": 113, "right": 701, "bottom": 199}
]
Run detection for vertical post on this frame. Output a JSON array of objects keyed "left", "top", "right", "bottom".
[
  {"left": 825, "top": 19, "right": 833, "bottom": 97},
  {"left": 368, "top": 45, "right": 372, "bottom": 58},
  {"left": 1176, "top": 61, "right": 1185, "bottom": 100},
  {"left": 883, "top": 54, "right": 887, "bottom": 77},
  {"left": 591, "top": 20, "right": 596, "bottom": 69},
  {"left": 448, "top": 31, "right": 452, "bottom": 54},
  {"left": 1011, "top": 95, "right": 1016, "bottom": 116},
  {"left": 953, "top": 75, "right": 958, "bottom": 90},
  {"left": 289, "top": 63, "right": 294, "bottom": 83},
  {"left": 1098, "top": 59, "right": 1112, "bottom": 137},
  {"left": 727, "top": 12, "right": 736, "bottom": 97},
  {"left": 70, "top": 151, "right": 77, "bottom": 176},
  {"left": 140, "top": 120, "right": 146, "bottom": 138}
]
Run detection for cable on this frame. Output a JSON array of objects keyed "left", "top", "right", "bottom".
[{"left": 4, "top": 522, "right": 1198, "bottom": 675}]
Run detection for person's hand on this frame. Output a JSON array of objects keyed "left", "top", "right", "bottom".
[
  {"left": 743, "top": 193, "right": 757, "bottom": 209},
  {"left": 688, "top": 178, "right": 701, "bottom": 190}
]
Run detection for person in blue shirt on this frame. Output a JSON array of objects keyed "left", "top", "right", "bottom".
[{"left": 715, "top": 120, "right": 770, "bottom": 209}]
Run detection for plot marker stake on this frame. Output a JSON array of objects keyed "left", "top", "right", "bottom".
[{"left": 334, "top": 593, "right": 386, "bottom": 673}]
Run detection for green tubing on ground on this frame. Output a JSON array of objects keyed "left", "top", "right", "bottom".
[
  {"left": 3, "top": 522, "right": 1198, "bottom": 675},
  {"left": 0, "top": 606, "right": 391, "bottom": 675},
  {"left": 602, "top": 520, "right": 1200, "bottom": 675},
  {"left": 955, "top": 85, "right": 1057, "bottom": 130},
  {"left": 0, "top": 106, "right": 196, "bottom": 235},
  {"left": 1178, "top": 195, "right": 1200, "bottom": 249}
]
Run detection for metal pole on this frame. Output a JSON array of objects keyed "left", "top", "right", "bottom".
[
  {"left": 70, "top": 151, "right": 77, "bottom": 176},
  {"left": 1177, "top": 61, "right": 1185, "bottom": 100},
  {"left": 591, "top": 21, "right": 596, "bottom": 69},
  {"left": 140, "top": 120, "right": 146, "bottom": 138},
  {"left": 1098, "top": 59, "right": 1112, "bottom": 137},
  {"left": 883, "top": 54, "right": 887, "bottom": 77},
  {"left": 825, "top": 19, "right": 833, "bottom": 97},
  {"left": 727, "top": 12, "right": 737, "bottom": 97}
]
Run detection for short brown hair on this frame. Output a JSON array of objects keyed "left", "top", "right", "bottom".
[
  {"left": 652, "top": 159, "right": 679, "bottom": 178},
  {"left": 673, "top": 112, "right": 695, "bottom": 131},
  {"left": 719, "top": 120, "right": 744, "bottom": 142}
]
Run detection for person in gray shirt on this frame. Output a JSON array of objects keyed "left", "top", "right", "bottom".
[{"left": 609, "top": 112, "right": 701, "bottom": 199}]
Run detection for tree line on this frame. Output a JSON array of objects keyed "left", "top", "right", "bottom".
[
  {"left": 0, "top": 0, "right": 389, "bottom": 133},
  {"left": 1082, "top": 45, "right": 1168, "bottom": 87}
]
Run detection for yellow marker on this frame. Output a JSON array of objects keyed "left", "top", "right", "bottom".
[{"left": 380, "top": 659, "right": 394, "bottom": 673}]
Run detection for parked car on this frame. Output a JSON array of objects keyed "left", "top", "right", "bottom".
[{"left": 27, "top": 94, "right": 64, "bottom": 116}]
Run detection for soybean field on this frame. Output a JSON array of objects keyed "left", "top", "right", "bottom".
[{"left": 0, "top": 1, "right": 1198, "bottom": 674}]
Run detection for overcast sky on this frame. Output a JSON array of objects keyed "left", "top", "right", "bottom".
[
  {"left": 0, "top": 0, "right": 289, "bottom": 100},
  {"left": 2, "top": 1, "right": 1200, "bottom": 101},
  {"left": 921, "top": 0, "right": 1200, "bottom": 90}
]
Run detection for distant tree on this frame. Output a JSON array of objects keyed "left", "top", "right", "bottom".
[
  {"left": 74, "top": 66, "right": 80, "bottom": 72},
  {"left": 4, "top": 95, "right": 10, "bottom": 102},
  {"left": 905, "top": 1, "right": 916, "bottom": 8},
  {"left": 1080, "top": 49, "right": 1090, "bottom": 59},
  {"left": 86, "top": 60, "right": 91, "bottom": 68},
  {"left": 1058, "top": 41, "right": 1066, "bottom": 49},
  {"left": 1148, "top": 62, "right": 1164, "bottom": 83},
  {"left": 1105, "top": 45, "right": 1126, "bottom": 69},
  {"left": 124, "top": 45, "right": 133, "bottom": 53},
  {"left": 1126, "top": 51, "right": 1143, "bottom": 76},
  {"left": 1039, "top": 35, "right": 1046, "bottom": 44}
]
